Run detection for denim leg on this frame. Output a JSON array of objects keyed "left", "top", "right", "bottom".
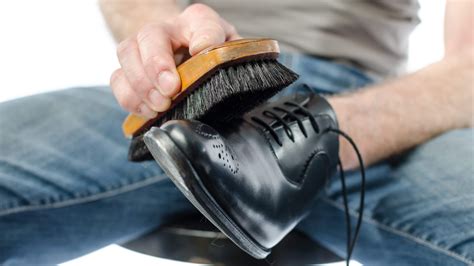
[
  {"left": 0, "top": 87, "right": 195, "bottom": 265},
  {"left": 297, "top": 129, "right": 474, "bottom": 265},
  {"left": 278, "top": 54, "right": 474, "bottom": 265}
]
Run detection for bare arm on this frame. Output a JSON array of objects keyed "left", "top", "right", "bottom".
[
  {"left": 99, "top": 0, "right": 181, "bottom": 42},
  {"left": 332, "top": 0, "right": 474, "bottom": 170},
  {"left": 444, "top": 0, "right": 474, "bottom": 57}
]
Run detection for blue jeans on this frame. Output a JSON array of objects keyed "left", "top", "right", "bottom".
[{"left": 0, "top": 54, "right": 473, "bottom": 265}]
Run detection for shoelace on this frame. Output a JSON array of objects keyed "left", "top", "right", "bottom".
[
  {"left": 250, "top": 101, "right": 319, "bottom": 146},
  {"left": 329, "top": 128, "right": 365, "bottom": 266},
  {"left": 251, "top": 99, "right": 365, "bottom": 266}
]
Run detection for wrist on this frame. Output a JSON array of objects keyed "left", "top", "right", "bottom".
[{"left": 425, "top": 55, "right": 474, "bottom": 129}]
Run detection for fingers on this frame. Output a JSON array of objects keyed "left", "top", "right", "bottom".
[
  {"left": 116, "top": 37, "right": 152, "bottom": 98},
  {"left": 110, "top": 69, "right": 157, "bottom": 118},
  {"left": 220, "top": 18, "right": 241, "bottom": 41},
  {"left": 188, "top": 19, "right": 226, "bottom": 55},
  {"left": 179, "top": 4, "right": 240, "bottom": 55},
  {"left": 116, "top": 36, "right": 173, "bottom": 113},
  {"left": 136, "top": 24, "right": 181, "bottom": 98},
  {"left": 111, "top": 3, "right": 240, "bottom": 117}
]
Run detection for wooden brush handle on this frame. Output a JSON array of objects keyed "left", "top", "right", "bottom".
[{"left": 122, "top": 38, "right": 280, "bottom": 138}]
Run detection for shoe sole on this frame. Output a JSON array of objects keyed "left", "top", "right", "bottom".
[{"left": 143, "top": 128, "right": 270, "bottom": 259}]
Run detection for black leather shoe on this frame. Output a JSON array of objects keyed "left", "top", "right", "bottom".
[{"left": 144, "top": 93, "right": 339, "bottom": 259}]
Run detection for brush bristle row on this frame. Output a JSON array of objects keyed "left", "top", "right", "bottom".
[
  {"left": 129, "top": 59, "right": 298, "bottom": 161},
  {"left": 157, "top": 59, "right": 298, "bottom": 125}
]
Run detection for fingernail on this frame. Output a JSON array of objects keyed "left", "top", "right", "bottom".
[
  {"left": 149, "top": 89, "right": 172, "bottom": 112},
  {"left": 156, "top": 71, "right": 179, "bottom": 96}
]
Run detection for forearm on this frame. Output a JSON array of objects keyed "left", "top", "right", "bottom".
[
  {"left": 445, "top": 0, "right": 474, "bottom": 57},
  {"left": 331, "top": 52, "right": 474, "bottom": 169},
  {"left": 99, "top": 0, "right": 181, "bottom": 42}
]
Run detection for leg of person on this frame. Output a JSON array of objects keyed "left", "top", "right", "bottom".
[
  {"left": 0, "top": 87, "right": 195, "bottom": 265},
  {"left": 297, "top": 125, "right": 474, "bottom": 265},
  {"left": 276, "top": 53, "right": 473, "bottom": 265}
]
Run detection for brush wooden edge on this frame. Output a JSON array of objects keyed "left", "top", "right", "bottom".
[{"left": 122, "top": 38, "right": 280, "bottom": 138}]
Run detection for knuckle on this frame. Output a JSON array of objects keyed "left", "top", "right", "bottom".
[
  {"left": 116, "top": 38, "right": 135, "bottom": 57},
  {"left": 118, "top": 93, "right": 138, "bottom": 111},
  {"left": 120, "top": 100, "right": 136, "bottom": 112},
  {"left": 136, "top": 25, "right": 163, "bottom": 45},
  {"left": 117, "top": 97, "right": 129, "bottom": 109},
  {"left": 120, "top": 101, "right": 137, "bottom": 112},
  {"left": 203, "top": 19, "right": 224, "bottom": 31},
  {"left": 136, "top": 31, "right": 150, "bottom": 46},
  {"left": 228, "top": 24, "right": 237, "bottom": 35},
  {"left": 144, "top": 55, "right": 169, "bottom": 74},
  {"left": 109, "top": 73, "right": 142, "bottom": 112},
  {"left": 200, "top": 21, "right": 226, "bottom": 41},
  {"left": 109, "top": 69, "right": 122, "bottom": 85},
  {"left": 185, "top": 3, "right": 213, "bottom": 15},
  {"left": 130, "top": 75, "right": 152, "bottom": 93}
]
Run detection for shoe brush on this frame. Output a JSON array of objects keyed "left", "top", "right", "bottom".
[{"left": 123, "top": 38, "right": 298, "bottom": 161}]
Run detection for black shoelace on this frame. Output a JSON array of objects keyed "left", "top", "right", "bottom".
[
  {"left": 329, "top": 128, "right": 365, "bottom": 266},
  {"left": 251, "top": 99, "right": 365, "bottom": 266}
]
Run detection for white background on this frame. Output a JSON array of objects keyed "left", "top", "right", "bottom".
[{"left": 0, "top": 0, "right": 445, "bottom": 265}]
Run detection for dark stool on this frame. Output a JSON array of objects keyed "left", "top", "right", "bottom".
[{"left": 122, "top": 214, "right": 342, "bottom": 265}]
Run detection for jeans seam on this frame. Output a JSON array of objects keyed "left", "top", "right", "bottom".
[
  {"left": 322, "top": 197, "right": 474, "bottom": 265},
  {"left": 0, "top": 175, "right": 167, "bottom": 217}
]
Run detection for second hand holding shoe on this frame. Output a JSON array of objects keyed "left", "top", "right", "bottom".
[{"left": 144, "top": 92, "right": 366, "bottom": 265}]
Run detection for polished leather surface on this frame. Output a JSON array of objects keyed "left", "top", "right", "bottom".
[{"left": 160, "top": 93, "right": 339, "bottom": 250}]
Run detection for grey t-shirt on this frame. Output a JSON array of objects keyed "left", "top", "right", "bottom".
[{"left": 194, "top": 0, "right": 420, "bottom": 78}]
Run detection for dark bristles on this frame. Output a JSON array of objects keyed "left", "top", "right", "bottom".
[
  {"left": 157, "top": 59, "right": 298, "bottom": 124},
  {"left": 129, "top": 59, "right": 298, "bottom": 161}
]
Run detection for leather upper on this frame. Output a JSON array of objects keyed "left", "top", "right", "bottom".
[{"left": 160, "top": 92, "right": 339, "bottom": 249}]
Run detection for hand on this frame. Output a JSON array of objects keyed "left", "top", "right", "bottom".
[{"left": 110, "top": 4, "right": 240, "bottom": 118}]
